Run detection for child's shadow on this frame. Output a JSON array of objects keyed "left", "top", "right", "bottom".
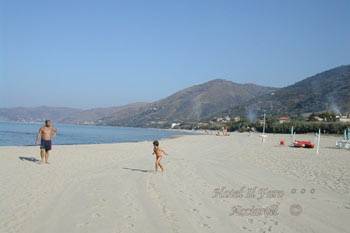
[
  {"left": 122, "top": 167, "right": 153, "bottom": 173},
  {"left": 19, "top": 156, "right": 40, "bottom": 164}
]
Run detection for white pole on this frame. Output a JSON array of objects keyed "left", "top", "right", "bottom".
[
  {"left": 263, "top": 113, "right": 266, "bottom": 135},
  {"left": 293, "top": 132, "right": 296, "bottom": 142},
  {"left": 261, "top": 113, "right": 266, "bottom": 143},
  {"left": 345, "top": 129, "right": 347, "bottom": 140},
  {"left": 316, "top": 129, "right": 321, "bottom": 154}
]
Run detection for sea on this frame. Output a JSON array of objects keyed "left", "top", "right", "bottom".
[{"left": 0, "top": 122, "right": 192, "bottom": 146}]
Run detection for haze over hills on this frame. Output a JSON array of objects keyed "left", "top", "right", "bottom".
[
  {"left": 0, "top": 65, "right": 349, "bottom": 127},
  {"left": 0, "top": 80, "right": 276, "bottom": 126},
  {"left": 0, "top": 106, "right": 81, "bottom": 123},
  {"left": 60, "top": 102, "right": 150, "bottom": 125},
  {"left": 0, "top": 103, "right": 150, "bottom": 125},
  {"left": 101, "top": 79, "right": 277, "bottom": 127},
  {"left": 225, "top": 65, "right": 350, "bottom": 118}
]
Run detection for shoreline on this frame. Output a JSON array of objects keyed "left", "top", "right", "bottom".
[
  {"left": 0, "top": 122, "right": 197, "bottom": 147},
  {"left": 0, "top": 134, "right": 191, "bottom": 148},
  {"left": 1, "top": 120, "right": 348, "bottom": 135},
  {"left": 0, "top": 131, "right": 344, "bottom": 148},
  {"left": 0, "top": 133, "right": 190, "bottom": 149}
]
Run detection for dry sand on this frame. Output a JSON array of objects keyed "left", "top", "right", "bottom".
[{"left": 0, "top": 133, "right": 349, "bottom": 233}]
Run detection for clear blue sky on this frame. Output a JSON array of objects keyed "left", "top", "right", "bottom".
[{"left": 1, "top": 0, "right": 349, "bottom": 108}]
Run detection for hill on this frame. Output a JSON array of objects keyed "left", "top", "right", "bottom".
[
  {"left": 60, "top": 102, "right": 149, "bottom": 125},
  {"left": 226, "top": 65, "right": 350, "bottom": 118},
  {"left": 0, "top": 106, "right": 80, "bottom": 123},
  {"left": 101, "top": 79, "right": 277, "bottom": 127},
  {"left": 1, "top": 65, "right": 349, "bottom": 127}
]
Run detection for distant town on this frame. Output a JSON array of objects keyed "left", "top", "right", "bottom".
[{"left": 173, "top": 112, "right": 350, "bottom": 134}]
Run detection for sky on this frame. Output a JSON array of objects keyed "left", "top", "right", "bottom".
[{"left": 1, "top": 0, "right": 350, "bottom": 109}]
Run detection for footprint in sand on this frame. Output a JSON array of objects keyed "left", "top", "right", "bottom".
[
  {"left": 344, "top": 203, "right": 350, "bottom": 209},
  {"left": 271, "top": 220, "right": 278, "bottom": 225},
  {"left": 76, "top": 222, "right": 89, "bottom": 228},
  {"left": 241, "top": 225, "right": 250, "bottom": 231},
  {"left": 92, "top": 212, "right": 101, "bottom": 218},
  {"left": 201, "top": 223, "right": 211, "bottom": 229}
]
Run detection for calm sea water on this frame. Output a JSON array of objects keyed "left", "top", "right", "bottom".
[{"left": 0, "top": 122, "right": 192, "bottom": 146}]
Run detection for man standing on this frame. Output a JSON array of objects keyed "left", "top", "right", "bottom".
[{"left": 35, "top": 120, "right": 57, "bottom": 164}]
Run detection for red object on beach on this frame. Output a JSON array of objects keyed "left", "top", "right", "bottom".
[
  {"left": 280, "top": 139, "right": 285, "bottom": 145},
  {"left": 293, "top": 140, "right": 315, "bottom": 148}
]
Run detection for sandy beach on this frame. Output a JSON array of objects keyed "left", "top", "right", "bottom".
[{"left": 0, "top": 133, "right": 349, "bottom": 233}]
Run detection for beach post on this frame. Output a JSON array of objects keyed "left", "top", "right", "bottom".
[
  {"left": 291, "top": 126, "right": 295, "bottom": 142},
  {"left": 263, "top": 113, "right": 266, "bottom": 134},
  {"left": 316, "top": 128, "right": 321, "bottom": 154},
  {"left": 261, "top": 113, "right": 266, "bottom": 142},
  {"left": 345, "top": 129, "right": 347, "bottom": 140}
]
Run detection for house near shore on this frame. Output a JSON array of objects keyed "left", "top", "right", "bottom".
[
  {"left": 213, "top": 116, "right": 231, "bottom": 123},
  {"left": 171, "top": 123, "right": 181, "bottom": 128},
  {"left": 313, "top": 116, "right": 324, "bottom": 121},
  {"left": 278, "top": 116, "right": 290, "bottom": 123},
  {"left": 338, "top": 114, "right": 350, "bottom": 123},
  {"left": 233, "top": 116, "right": 241, "bottom": 122}
]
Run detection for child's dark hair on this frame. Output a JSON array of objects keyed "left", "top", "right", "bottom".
[{"left": 153, "top": 140, "right": 159, "bottom": 146}]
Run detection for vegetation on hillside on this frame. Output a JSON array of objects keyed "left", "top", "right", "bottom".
[{"left": 187, "top": 111, "right": 350, "bottom": 135}]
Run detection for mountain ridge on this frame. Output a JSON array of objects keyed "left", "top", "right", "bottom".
[
  {"left": 225, "top": 65, "right": 350, "bottom": 118},
  {"left": 100, "top": 79, "right": 277, "bottom": 127},
  {"left": 1, "top": 64, "right": 349, "bottom": 127}
]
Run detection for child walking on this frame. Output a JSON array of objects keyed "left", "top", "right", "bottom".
[{"left": 152, "top": 140, "right": 167, "bottom": 172}]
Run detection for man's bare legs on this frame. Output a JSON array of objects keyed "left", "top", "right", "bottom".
[
  {"left": 44, "top": 151, "right": 49, "bottom": 164},
  {"left": 40, "top": 149, "right": 45, "bottom": 164},
  {"left": 40, "top": 149, "right": 49, "bottom": 164}
]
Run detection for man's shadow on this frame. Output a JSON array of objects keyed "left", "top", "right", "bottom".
[
  {"left": 19, "top": 156, "right": 40, "bottom": 164},
  {"left": 122, "top": 167, "right": 153, "bottom": 173}
]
